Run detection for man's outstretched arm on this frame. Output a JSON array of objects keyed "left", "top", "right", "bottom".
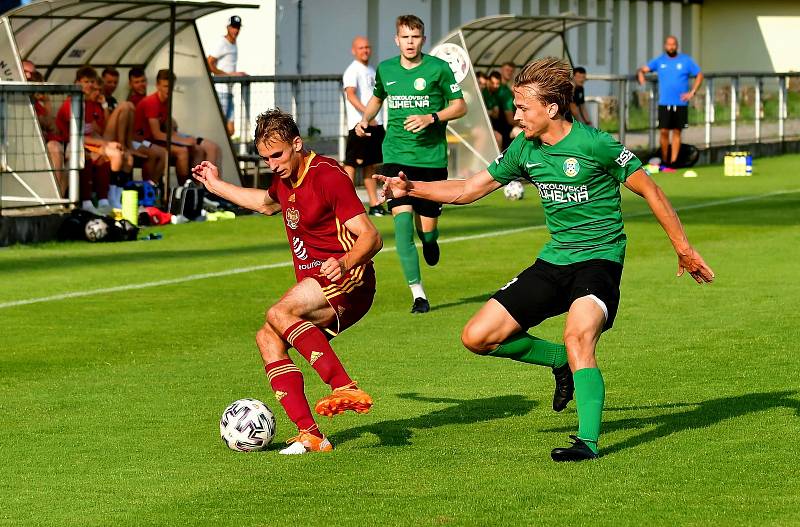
[
  {"left": 192, "top": 161, "right": 280, "bottom": 215},
  {"left": 373, "top": 169, "right": 501, "bottom": 205},
  {"left": 624, "top": 169, "right": 715, "bottom": 284}
]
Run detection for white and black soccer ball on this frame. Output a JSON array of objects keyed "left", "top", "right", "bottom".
[
  {"left": 503, "top": 180, "right": 525, "bottom": 201},
  {"left": 84, "top": 218, "right": 108, "bottom": 242},
  {"left": 220, "top": 398, "right": 276, "bottom": 452}
]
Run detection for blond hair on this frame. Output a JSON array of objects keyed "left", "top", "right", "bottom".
[{"left": 514, "top": 57, "right": 574, "bottom": 114}]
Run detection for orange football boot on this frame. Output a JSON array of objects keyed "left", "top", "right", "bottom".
[
  {"left": 314, "top": 381, "right": 373, "bottom": 417},
  {"left": 279, "top": 428, "right": 333, "bottom": 455}
]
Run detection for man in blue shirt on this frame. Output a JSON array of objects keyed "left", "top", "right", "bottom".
[{"left": 637, "top": 36, "right": 703, "bottom": 167}]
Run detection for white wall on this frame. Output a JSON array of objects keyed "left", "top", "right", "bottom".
[{"left": 196, "top": 0, "right": 276, "bottom": 75}]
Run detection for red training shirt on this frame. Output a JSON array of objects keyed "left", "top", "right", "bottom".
[
  {"left": 55, "top": 97, "right": 106, "bottom": 141},
  {"left": 133, "top": 92, "right": 167, "bottom": 140},
  {"left": 268, "top": 152, "right": 368, "bottom": 282}
]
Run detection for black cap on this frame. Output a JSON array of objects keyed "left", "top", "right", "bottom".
[{"left": 228, "top": 15, "right": 242, "bottom": 28}]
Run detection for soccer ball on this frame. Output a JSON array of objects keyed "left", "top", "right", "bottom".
[
  {"left": 84, "top": 218, "right": 108, "bottom": 242},
  {"left": 503, "top": 180, "right": 525, "bottom": 200},
  {"left": 220, "top": 398, "right": 276, "bottom": 452}
]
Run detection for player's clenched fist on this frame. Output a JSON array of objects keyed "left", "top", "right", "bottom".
[
  {"left": 320, "top": 257, "right": 345, "bottom": 281},
  {"left": 192, "top": 161, "right": 221, "bottom": 192}
]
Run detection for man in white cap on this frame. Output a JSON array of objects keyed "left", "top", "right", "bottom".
[{"left": 207, "top": 15, "right": 247, "bottom": 136}]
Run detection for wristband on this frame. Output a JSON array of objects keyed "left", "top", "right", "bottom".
[
  {"left": 431, "top": 112, "right": 440, "bottom": 124},
  {"left": 196, "top": 136, "right": 203, "bottom": 145}
]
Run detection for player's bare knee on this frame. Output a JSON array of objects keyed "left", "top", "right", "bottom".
[
  {"left": 265, "top": 304, "right": 286, "bottom": 331},
  {"left": 461, "top": 323, "right": 491, "bottom": 355}
]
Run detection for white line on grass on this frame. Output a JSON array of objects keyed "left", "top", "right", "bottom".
[{"left": 1, "top": 188, "right": 797, "bottom": 310}]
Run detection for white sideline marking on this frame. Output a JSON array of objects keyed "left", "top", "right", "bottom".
[{"left": 1, "top": 188, "right": 797, "bottom": 310}]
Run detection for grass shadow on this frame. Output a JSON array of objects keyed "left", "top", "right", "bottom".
[
  {"left": 543, "top": 390, "right": 800, "bottom": 456},
  {"left": 430, "top": 293, "right": 493, "bottom": 312},
  {"left": 331, "top": 393, "right": 537, "bottom": 447}
]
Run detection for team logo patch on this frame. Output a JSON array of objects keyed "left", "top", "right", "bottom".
[
  {"left": 337, "top": 305, "right": 346, "bottom": 316},
  {"left": 274, "top": 390, "right": 287, "bottom": 401},
  {"left": 288, "top": 193, "right": 296, "bottom": 202},
  {"left": 285, "top": 207, "right": 300, "bottom": 229},
  {"left": 309, "top": 351, "right": 323, "bottom": 365},
  {"left": 414, "top": 77, "right": 426, "bottom": 91},
  {"left": 563, "top": 158, "right": 580, "bottom": 177}
]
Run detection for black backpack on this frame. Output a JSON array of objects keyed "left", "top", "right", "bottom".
[{"left": 169, "top": 181, "right": 205, "bottom": 220}]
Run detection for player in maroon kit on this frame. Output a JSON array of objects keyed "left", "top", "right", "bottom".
[{"left": 192, "top": 109, "right": 382, "bottom": 455}]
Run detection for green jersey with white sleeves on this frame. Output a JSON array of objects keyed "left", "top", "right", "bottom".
[
  {"left": 373, "top": 54, "right": 463, "bottom": 168},
  {"left": 487, "top": 121, "right": 643, "bottom": 265}
]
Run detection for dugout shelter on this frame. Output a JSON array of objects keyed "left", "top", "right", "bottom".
[
  {"left": 429, "top": 14, "right": 609, "bottom": 178},
  {"left": 0, "top": 0, "right": 253, "bottom": 227}
]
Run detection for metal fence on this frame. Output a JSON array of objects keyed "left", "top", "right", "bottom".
[
  {"left": 0, "top": 82, "right": 83, "bottom": 211},
  {"left": 214, "top": 74, "right": 345, "bottom": 159},
  {"left": 587, "top": 71, "right": 800, "bottom": 153},
  {"left": 216, "top": 71, "right": 800, "bottom": 163}
]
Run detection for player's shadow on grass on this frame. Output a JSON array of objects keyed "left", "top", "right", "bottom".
[
  {"left": 430, "top": 293, "right": 493, "bottom": 312},
  {"left": 331, "top": 393, "right": 536, "bottom": 447},
  {"left": 543, "top": 390, "right": 800, "bottom": 457}
]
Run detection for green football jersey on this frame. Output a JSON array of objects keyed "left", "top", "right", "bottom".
[
  {"left": 374, "top": 54, "right": 463, "bottom": 168},
  {"left": 497, "top": 84, "right": 515, "bottom": 112},
  {"left": 487, "top": 121, "right": 643, "bottom": 265}
]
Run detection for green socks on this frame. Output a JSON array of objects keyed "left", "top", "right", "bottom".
[
  {"left": 394, "top": 212, "right": 421, "bottom": 285},
  {"left": 417, "top": 228, "right": 439, "bottom": 245},
  {"left": 574, "top": 367, "right": 604, "bottom": 454},
  {"left": 488, "top": 332, "right": 568, "bottom": 368}
]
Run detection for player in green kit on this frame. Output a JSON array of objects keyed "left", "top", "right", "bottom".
[
  {"left": 375, "top": 58, "right": 715, "bottom": 461},
  {"left": 356, "top": 14, "right": 466, "bottom": 313}
]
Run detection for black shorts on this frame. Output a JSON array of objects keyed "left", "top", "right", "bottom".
[
  {"left": 492, "top": 258, "right": 624, "bottom": 331},
  {"left": 381, "top": 163, "right": 448, "bottom": 218},
  {"left": 344, "top": 126, "right": 385, "bottom": 167},
  {"left": 658, "top": 105, "right": 689, "bottom": 130}
]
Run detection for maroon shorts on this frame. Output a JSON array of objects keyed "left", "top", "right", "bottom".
[{"left": 311, "top": 263, "right": 376, "bottom": 338}]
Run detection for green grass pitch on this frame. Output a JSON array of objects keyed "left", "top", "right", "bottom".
[{"left": 1, "top": 155, "right": 799, "bottom": 526}]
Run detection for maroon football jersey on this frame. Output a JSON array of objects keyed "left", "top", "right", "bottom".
[{"left": 268, "top": 152, "right": 367, "bottom": 281}]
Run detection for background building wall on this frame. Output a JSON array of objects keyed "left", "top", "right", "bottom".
[{"left": 698, "top": 0, "right": 800, "bottom": 72}]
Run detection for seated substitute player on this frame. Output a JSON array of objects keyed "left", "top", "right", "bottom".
[
  {"left": 356, "top": 14, "right": 466, "bottom": 314},
  {"left": 375, "top": 57, "right": 715, "bottom": 462},
  {"left": 192, "top": 109, "right": 382, "bottom": 455}
]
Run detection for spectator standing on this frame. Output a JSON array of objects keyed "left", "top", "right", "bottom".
[
  {"left": 569, "top": 66, "right": 592, "bottom": 126},
  {"left": 342, "top": 36, "right": 386, "bottom": 217},
  {"left": 206, "top": 15, "right": 247, "bottom": 137},
  {"left": 637, "top": 36, "right": 703, "bottom": 167}
]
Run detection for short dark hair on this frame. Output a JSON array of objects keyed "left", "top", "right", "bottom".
[
  {"left": 476, "top": 71, "right": 488, "bottom": 80},
  {"left": 501, "top": 61, "right": 516, "bottom": 68},
  {"left": 75, "top": 65, "right": 98, "bottom": 82},
  {"left": 573, "top": 66, "right": 587, "bottom": 75},
  {"left": 254, "top": 108, "right": 301, "bottom": 147},
  {"left": 29, "top": 71, "right": 44, "bottom": 83},
  {"left": 396, "top": 14, "right": 424, "bottom": 34},
  {"left": 488, "top": 70, "right": 502, "bottom": 81},
  {"left": 156, "top": 69, "right": 176, "bottom": 83},
  {"left": 128, "top": 67, "right": 145, "bottom": 80},
  {"left": 102, "top": 67, "right": 119, "bottom": 78}
]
